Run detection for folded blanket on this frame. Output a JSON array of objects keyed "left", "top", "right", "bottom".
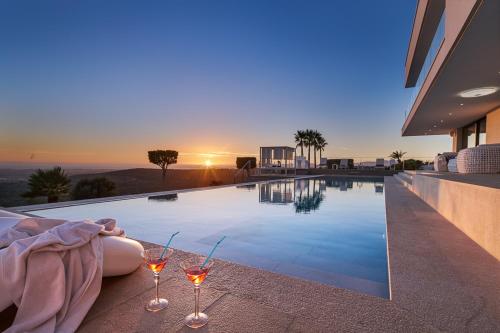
[{"left": 0, "top": 218, "right": 123, "bottom": 333}]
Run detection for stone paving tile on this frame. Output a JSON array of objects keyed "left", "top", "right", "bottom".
[
  {"left": 78, "top": 277, "right": 227, "bottom": 332},
  {"left": 384, "top": 177, "right": 500, "bottom": 332},
  {"left": 174, "top": 294, "right": 293, "bottom": 333}
]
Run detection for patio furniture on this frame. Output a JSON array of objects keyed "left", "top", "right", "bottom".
[
  {"left": 434, "top": 152, "right": 457, "bottom": 172},
  {"left": 447, "top": 158, "right": 458, "bottom": 172},
  {"left": 456, "top": 144, "right": 500, "bottom": 174}
]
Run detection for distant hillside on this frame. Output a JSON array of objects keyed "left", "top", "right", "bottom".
[{"left": 0, "top": 168, "right": 238, "bottom": 208}]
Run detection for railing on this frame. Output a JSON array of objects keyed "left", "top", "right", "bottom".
[
  {"left": 233, "top": 160, "right": 253, "bottom": 183},
  {"left": 404, "top": 12, "right": 446, "bottom": 121}
]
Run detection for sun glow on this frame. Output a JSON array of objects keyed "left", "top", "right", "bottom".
[{"left": 204, "top": 159, "right": 213, "bottom": 167}]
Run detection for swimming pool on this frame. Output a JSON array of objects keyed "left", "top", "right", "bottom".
[{"left": 30, "top": 176, "right": 389, "bottom": 298}]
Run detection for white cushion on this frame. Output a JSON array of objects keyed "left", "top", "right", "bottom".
[{"left": 101, "top": 236, "right": 144, "bottom": 277}]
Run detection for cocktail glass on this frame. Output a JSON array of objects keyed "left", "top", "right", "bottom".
[
  {"left": 180, "top": 256, "right": 214, "bottom": 328},
  {"left": 144, "top": 247, "right": 174, "bottom": 312}
]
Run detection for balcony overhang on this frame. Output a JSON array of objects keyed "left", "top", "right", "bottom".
[
  {"left": 404, "top": 0, "right": 445, "bottom": 88},
  {"left": 402, "top": 0, "right": 500, "bottom": 136}
]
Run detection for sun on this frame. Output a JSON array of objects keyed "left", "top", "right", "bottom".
[{"left": 204, "top": 159, "right": 213, "bottom": 167}]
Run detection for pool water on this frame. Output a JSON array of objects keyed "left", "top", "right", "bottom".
[{"left": 30, "top": 176, "right": 389, "bottom": 298}]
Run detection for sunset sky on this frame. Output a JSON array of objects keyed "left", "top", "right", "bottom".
[{"left": 0, "top": 0, "right": 450, "bottom": 168}]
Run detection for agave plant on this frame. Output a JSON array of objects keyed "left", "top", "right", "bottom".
[{"left": 23, "top": 166, "right": 71, "bottom": 203}]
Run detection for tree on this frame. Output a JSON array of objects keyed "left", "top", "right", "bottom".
[
  {"left": 148, "top": 150, "right": 178, "bottom": 181},
  {"left": 72, "top": 177, "right": 116, "bottom": 200},
  {"left": 294, "top": 130, "right": 307, "bottom": 157},
  {"left": 23, "top": 166, "right": 71, "bottom": 203},
  {"left": 304, "top": 129, "right": 316, "bottom": 169},
  {"left": 311, "top": 130, "right": 322, "bottom": 168},
  {"left": 389, "top": 150, "right": 407, "bottom": 164},
  {"left": 316, "top": 135, "right": 328, "bottom": 163}
]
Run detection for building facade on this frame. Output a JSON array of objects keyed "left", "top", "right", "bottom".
[{"left": 402, "top": 0, "right": 500, "bottom": 152}]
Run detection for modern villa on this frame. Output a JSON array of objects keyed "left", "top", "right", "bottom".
[
  {"left": 0, "top": 1, "right": 499, "bottom": 332},
  {"left": 402, "top": 0, "right": 499, "bottom": 147},
  {"left": 395, "top": 0, "right": 500, "bottom": 260}
]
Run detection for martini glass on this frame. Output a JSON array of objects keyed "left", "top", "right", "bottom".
[
  {"left": 144, "top": 247, "right": 174, "bottom": 312},
  {"left": 180, "top": 256, "right": 214, "bottom": 328}
]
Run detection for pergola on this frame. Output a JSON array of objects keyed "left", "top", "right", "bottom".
[{"left": 258, "top": 146, "right": 297, "bottom": 175}]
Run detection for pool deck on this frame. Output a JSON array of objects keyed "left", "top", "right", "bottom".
[{"left": 2, "top": 177, "right": 499, "bottom": 331}]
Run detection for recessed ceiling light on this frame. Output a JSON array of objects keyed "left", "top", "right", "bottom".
[
  {"left": 460, "top": 103, "right": 464, "bottom": 106},
  {"left": 433, "top": 125, "right": 437, "bottom": 128},
  {"left": 458, "top": 87, "right": 498, "bottom": 98},
  {"left": 429, "top": 129, "right": 432, "bottom": 131},
  {"left": 449, "top": 112, "right": 453, "bottom": 116},
  {"left": 440, "top": 119, "right": 444, "bottom": 123}
]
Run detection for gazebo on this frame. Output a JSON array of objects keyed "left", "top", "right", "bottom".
[{"left": 258, "top": 146, "right": 297, "bottom": 175}]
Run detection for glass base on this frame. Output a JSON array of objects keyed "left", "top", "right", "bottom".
[
  {"left": 184, "top": 312, "right": 209, "bottom": 328},
  {"left": 146, "top": 298, "right": 169, "bottom": 312}
]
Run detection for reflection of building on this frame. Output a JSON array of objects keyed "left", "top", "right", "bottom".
[
  {"left": 236, "top": 184, "right": 257, "bottom": 190},
  {"left": 259, "top": 182, "right": 294, "bottom": 204},
  {"left": 324, "top": 178, "right": 354, "bottom": 191}
]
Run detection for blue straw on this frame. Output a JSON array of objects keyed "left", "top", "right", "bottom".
[
  {"left": 200, "top": 236, "right": 226, "bottom": 269},
  {"left": 160, "top": 231, "right": 180, "bottom": 259}
]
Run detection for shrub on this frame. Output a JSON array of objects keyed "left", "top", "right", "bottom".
[
  {"left": 72, "top": 177, "right": 116, "bottom": 200},
  {"left": 23, "top": 166, "right": 71, "bottom": 203},
  {"left": 401, "top": 159, "right": 424, "bottom": 170},
  {"left": 236, "top": 157, "right": 257, "bottom": 169}
]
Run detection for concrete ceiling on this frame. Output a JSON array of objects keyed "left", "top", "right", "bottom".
[{"left": 403, "top": 0, "right": 500, "bottom": 136}]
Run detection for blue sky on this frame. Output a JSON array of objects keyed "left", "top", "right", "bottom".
[{"left": 0, "top": 0, "right": 450, "bottom": 167}]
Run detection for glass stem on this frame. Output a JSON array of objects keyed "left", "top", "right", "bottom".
[
  {"left": 154, "top": 273, "right": 160, "bottom": 302},
  {"left": 194, "top": 286, "right": 200, "bottom": 318}
]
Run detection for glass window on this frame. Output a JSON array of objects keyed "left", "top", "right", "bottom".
[
  {"left": 465, "top": 124, "right": 476, "bottom": 148},
  {"left": 478, "top": 118, "right": 486, "bottom": 145}
]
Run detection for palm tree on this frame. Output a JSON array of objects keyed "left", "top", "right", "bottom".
[
  {"left": 294, "top": 130, "right": 307, "bottom": 157},
  {"left": 304, "top": 129, "right": 315, "bottom": 169},
  {"left": 23, "top": 166, "right": 71, "bottom": 203},
  {"left": 389, "top": 150, "right": 407, "bottom": 164},
  {"left": 316, "top": 135, "right": 328, "bottom": 164},
  {"left": 311, "top": 130, "right": 322, "bottom": 168}
]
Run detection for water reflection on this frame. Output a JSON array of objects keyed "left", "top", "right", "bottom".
[
  {"left": 259, "top": 182, "right": 294, "bottom": 204},
  {"left": 148, "top": 193, "right": 178, "bottom": 202},
  {"left": 258, "top": 177, "right": 384, "bottom": 212}
]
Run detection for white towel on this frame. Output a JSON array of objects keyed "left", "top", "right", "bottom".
[{"left": 0, "top": 218, "right": 123, "bottom": 333}]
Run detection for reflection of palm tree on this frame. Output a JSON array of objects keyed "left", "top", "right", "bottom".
[
  {"left": 294, "top": 178, "right": 325, "bottom": 213},
  {"left": 294, "top": 191, "right": 324, "bottom": 213}
]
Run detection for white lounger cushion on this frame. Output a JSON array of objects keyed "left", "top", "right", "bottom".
[{"left": 102, "top": 235, "right": 144, "bottom": 277}]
